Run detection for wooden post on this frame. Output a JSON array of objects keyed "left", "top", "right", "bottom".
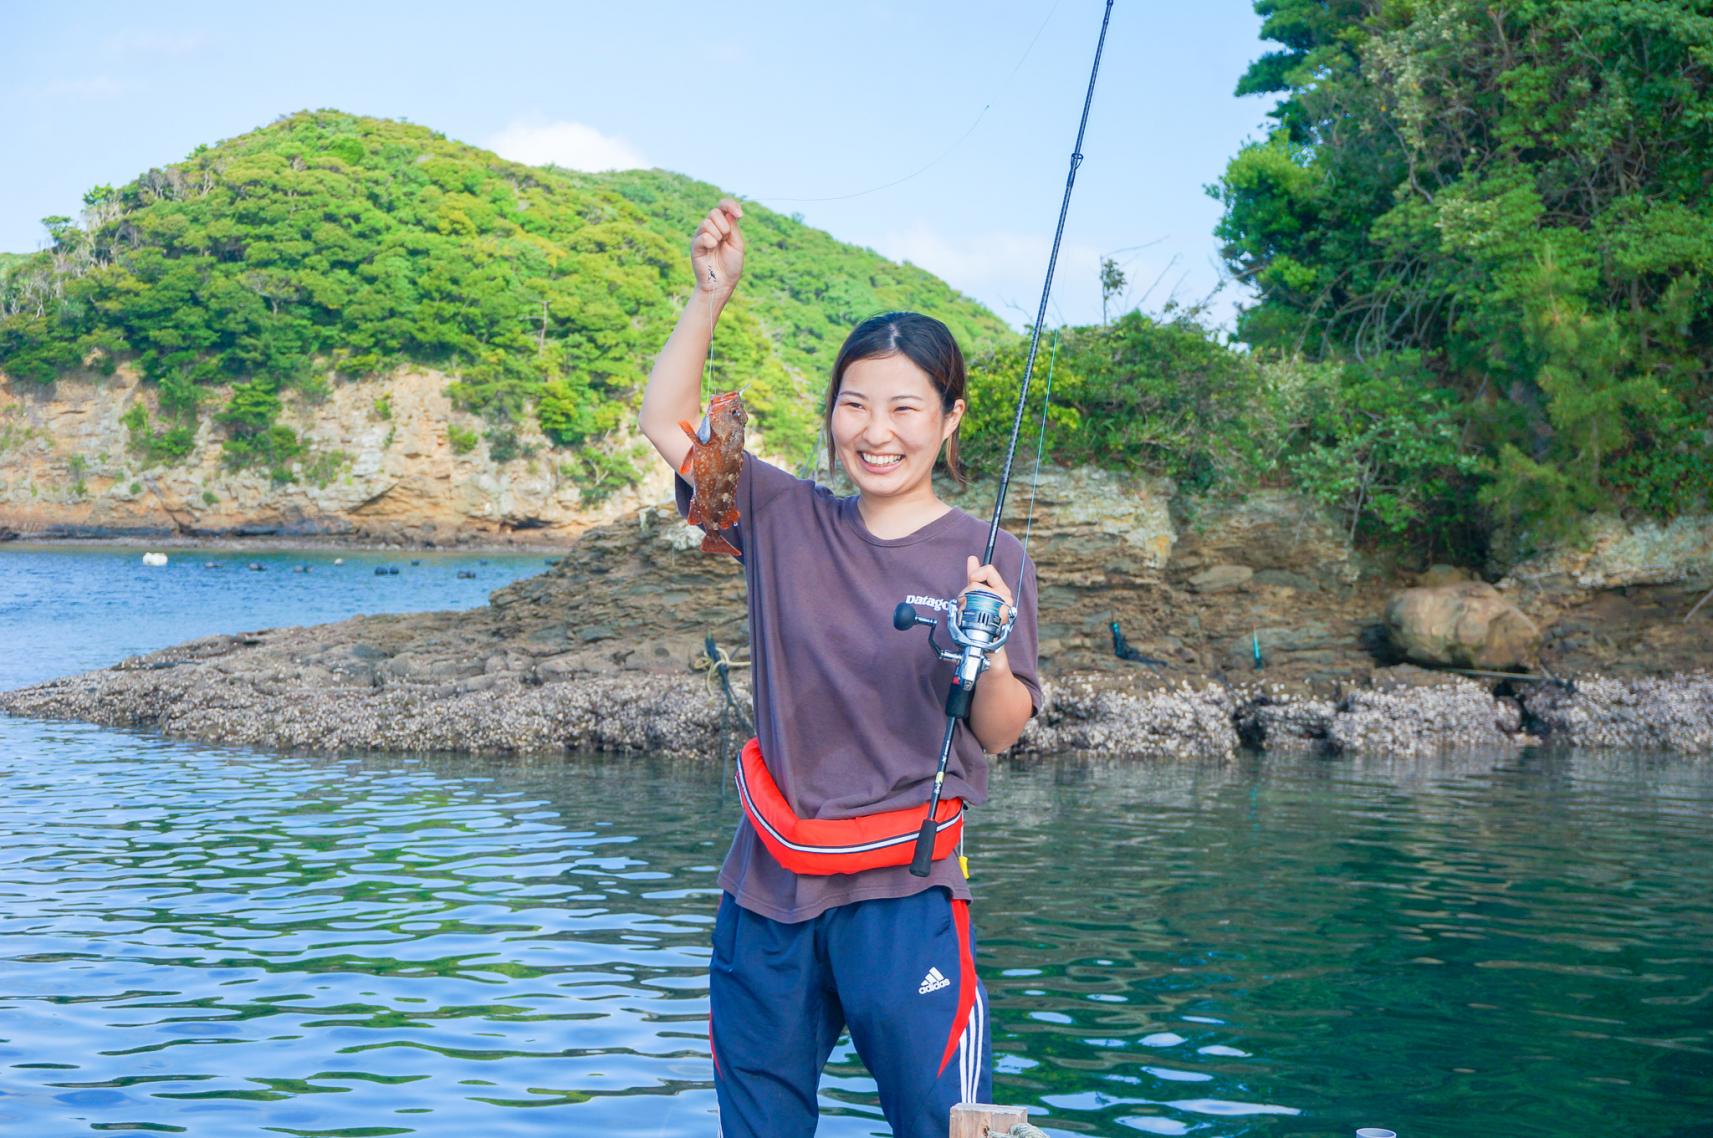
[{"left": 949, "top": 1102, "right": 1033, "bottom": 1138}]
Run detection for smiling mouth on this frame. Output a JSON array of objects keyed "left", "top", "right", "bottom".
[{"left": 859, "top": 452, "right": 903, "bottom": 470}]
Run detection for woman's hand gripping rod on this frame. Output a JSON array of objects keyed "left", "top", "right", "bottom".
[{"left": 892, "top": 591, "right": 1016, "bottom": 876}]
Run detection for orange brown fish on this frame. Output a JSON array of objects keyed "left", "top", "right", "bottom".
[{"left": 678, "top": 390, "right": 747, "bottom": 557}]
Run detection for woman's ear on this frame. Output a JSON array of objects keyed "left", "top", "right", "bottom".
[{"left": 942, "top": 398, "right": 966, "bottom": 440}]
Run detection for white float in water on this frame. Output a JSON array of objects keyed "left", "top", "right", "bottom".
[
  {"left": 1356, "top": 1129, "right": 1398, "bottom": 1138},
  {"left": 141, "top": 552, "right": 168, "bottom": 567}
]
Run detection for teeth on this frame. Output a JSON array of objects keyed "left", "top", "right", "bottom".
[{"left": 861, "top": 453, "right": 902, "bottom": 466}]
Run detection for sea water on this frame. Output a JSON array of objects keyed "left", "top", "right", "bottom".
[{"left": 1, "top": 545, "right": 1709, "bottom": 1137}]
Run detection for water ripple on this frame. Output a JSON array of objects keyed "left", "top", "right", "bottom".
[{"left": 2, "top": 546, "right": 1712, "bottom": 1136}]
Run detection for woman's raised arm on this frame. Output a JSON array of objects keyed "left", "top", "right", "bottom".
[{"left": 638, "top": 199, "right": 745, "bottom": 475}]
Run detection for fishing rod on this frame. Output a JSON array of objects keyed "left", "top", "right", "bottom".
[{"left": 893, "top": 0, "right": 1115, "bottom": 877}]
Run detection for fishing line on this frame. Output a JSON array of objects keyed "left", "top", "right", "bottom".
[
  {"left": 980, "top": 0, "right": 1112, "bottom": 568},
  {"left": 892, "top": 0, "right": 1115, "bottom": 886},
  {"left": 702, "top": 267, "right": 717, "bottom": 405},
  {"left": 743, "top": 0, "right": 1064, "bottom": 205},
  {"left": 1019, "top": 330, "right": 1059, "bottom": 558}
]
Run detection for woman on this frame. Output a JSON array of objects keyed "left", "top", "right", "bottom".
[{"left": 639, "top": 199, "right": 1041, "bottom": 1138}]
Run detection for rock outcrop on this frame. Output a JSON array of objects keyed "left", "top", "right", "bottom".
[
  {"left": 1385, "top": 581, "right": 1542, "bottom": 670},
  {"left": 0, "top": 367, "right": 681, "bottom": 545}
]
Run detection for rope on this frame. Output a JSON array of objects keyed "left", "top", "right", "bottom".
[{"left": 700, "top": 635, "right": 754, "bottom": 772}]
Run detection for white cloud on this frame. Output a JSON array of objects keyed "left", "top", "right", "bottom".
[{"left": 485, "top": 120, "right": 648, "bottom": 172}]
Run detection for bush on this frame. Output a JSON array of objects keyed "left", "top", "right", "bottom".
[
  {"left": 120, "top": 404, "right": 196, "bottom": 465},
  {"left": 964, "top": 314, "right": 1269, "bottom": 495},
  {"left": 223, "top": 424, "right": 304, "bottom": 482},
  {"left": 485, "top": 426, "right": 534, "bottom": 464},
  {"left": 1284, "top": 354, "right": 1482, "bottom": 551},
  {"left": 447, "top": 423, "right": 479, "bottom": 454}
]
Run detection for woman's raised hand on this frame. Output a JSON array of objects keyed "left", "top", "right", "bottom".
[{"left": 692, "top": 199, "right": 745, "bottom": 298}]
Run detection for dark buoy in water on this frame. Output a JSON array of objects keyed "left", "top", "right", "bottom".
[
  {"left": 478, "top": 559, "right": 489, "bottom": 565},
  {"left": 203, "top": 561, "right": 223, "bottom": 569},
  {"left": 388, "top": 566, "right": 399, "bottom": 575},
  {"left": 374, "top": 566, "right": 388, "bottom": 576},
  {"left": 410, "top": 559, "right": 421, "bottom": 566},
  {"left": 457, "top": 569, "right": 476, "bottom": 579},
  {"left": 247, "top": 562, "right": 265, "bottom": 572}
]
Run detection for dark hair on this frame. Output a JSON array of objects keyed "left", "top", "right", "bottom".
[{"left": 824, "top": 311, "right": 968, "bottom": 486}]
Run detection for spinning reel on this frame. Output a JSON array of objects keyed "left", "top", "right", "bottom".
[
  {"left": 893, "top": 589, "right": 1016, "bottom": 720},
  {"left": 890, "top": 586, "right": 1016, "bottom": 877}
]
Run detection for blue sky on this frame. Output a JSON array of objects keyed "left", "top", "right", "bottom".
[{"left": 1, "top": 1, "right": 1276, "bottom": 331}]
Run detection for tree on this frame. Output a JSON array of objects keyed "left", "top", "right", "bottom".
[
  {"left": 1099, "top": 257, "right": 1127, "bottom": 325},
  {"left": 1214, "top": 0, "right": 1713, "bottom": 554}
]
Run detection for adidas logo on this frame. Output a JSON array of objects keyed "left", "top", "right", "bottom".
[{"left": 918, "top": 966, "right": 951, "bottom": 995}]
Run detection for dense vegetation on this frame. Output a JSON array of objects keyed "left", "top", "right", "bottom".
[
  {"left": 1208, "top": 0, "right": 1713, "bottom": 558},
  {"left": 6, "top": 0, "right": 1709, "bottom": 567},
  {"left": 0, "top": 111, "right": 1009, "bottom": 491}
]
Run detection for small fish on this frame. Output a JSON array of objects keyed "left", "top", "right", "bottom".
[{"left": 678, "top": 390, "right": 748, "bottom": 557}]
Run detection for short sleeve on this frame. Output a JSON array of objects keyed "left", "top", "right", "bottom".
[{"left": 674, "top": 451, "right": 806, "bottom": 560}]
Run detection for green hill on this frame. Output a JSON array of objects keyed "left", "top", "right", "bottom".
[{"left": 0, "top": 110, "right": 1012, "bottom": 490}]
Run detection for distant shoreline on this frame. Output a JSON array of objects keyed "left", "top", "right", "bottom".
[{"left": 0, "top": 529, "right": 572, "bottom": 555}]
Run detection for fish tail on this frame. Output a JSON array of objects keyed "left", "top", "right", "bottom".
[{"left": 700, "top": 532, "right": 741, "bottom": 557}]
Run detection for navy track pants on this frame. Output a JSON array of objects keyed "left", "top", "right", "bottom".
[{"left": 709, "top": 887, "right": 991, "bottom": 1138}]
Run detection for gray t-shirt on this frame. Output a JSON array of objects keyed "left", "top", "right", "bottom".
[{"left": 676, "top": 453, "right": 1041, "bottom": 923}]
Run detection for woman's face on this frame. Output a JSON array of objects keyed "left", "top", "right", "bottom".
[{"left": 830, "top": 353, "right": 964, "bottom": 500}]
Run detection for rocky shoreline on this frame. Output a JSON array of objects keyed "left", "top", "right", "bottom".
[
  {"left": 5, "top": 471, "right": 1711, "bottom": 760},
  {"left": 4, "top": 629, "right": 1708, "bottom": 759}
]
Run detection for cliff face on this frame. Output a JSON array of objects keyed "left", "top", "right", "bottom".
[{"left": 0, "top": 367, "right": 679, "bottom": 544}]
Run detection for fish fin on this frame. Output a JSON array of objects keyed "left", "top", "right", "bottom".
[
  {"left": 686, "top": 498, "right": 705, "bottom": 527},
  {"left": 719, "top": 508, "right": 740, "bottom": 529},
  {"left": 701, "top": 532, "right": 741, "bottom": 557},
  {"left": 676, "top": 422, "right": 699, "bottom": 477}
]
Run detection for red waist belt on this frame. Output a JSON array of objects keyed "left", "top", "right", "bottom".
[{"left": 735, "top": 737, "right": 964, "bottom": 875}]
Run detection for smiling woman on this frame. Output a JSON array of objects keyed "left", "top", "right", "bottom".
[
  {"left": 637, "top": 200, "right": 1041, "bottom": 1138},
  {"left": 825, "top": 313, "right": 968, "bottom": 538}
]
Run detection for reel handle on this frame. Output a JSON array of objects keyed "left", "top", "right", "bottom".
[
  {"left": 894, "top": 601, "right": 959, "bottom": 662},
  {"left": 945, "top": 677, "right": 974, "bottom": 719},
  {"left": 909, "top": 818, "right": 937, "bottom": 877}
]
